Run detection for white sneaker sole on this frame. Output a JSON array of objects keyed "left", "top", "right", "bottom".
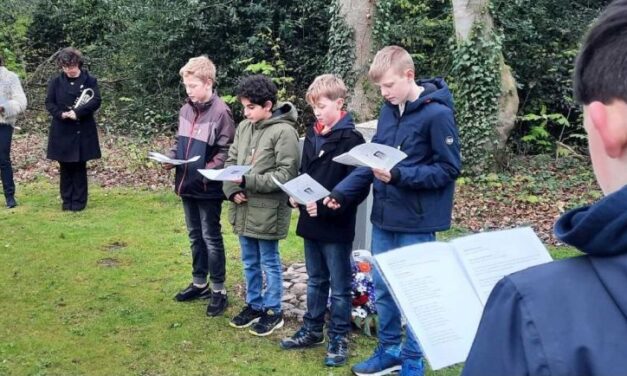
[
  {"left": 352, "top": 365, "right": 402, "bottom": 376},
  {"left": 248, "top": 319, "right": 284, "bottom": 337},
  {"left": 229, "top": 317, "right": 260, "bottom": 329}
]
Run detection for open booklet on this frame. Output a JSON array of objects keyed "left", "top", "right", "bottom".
[
  {"left": 148, "top": 151, "right": 200, "bottom": 165},
  {"left": 271, "top": 174, "right": 330, "bottom": 205},
  {"left": 333, "top": 142, "right": 407, "bottom": 170},
  {"left": 198, "top": 165, "right": 252, "bottom": 181},
  {"left": 373, "top": 227, "right": 553, "bottom": 370}
]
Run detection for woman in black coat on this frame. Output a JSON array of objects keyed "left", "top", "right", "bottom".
[{"left": 45, "top": 47, "right": 101, "bottom": 211}]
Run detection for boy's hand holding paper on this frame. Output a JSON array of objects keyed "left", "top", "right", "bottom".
[{"left": 271, "top": 174, "right": 329, "bottom": 205}]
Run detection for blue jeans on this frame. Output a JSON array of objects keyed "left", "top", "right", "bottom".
[
  {"left": 0, "top": 124, "right": 15, "bottom": 198},
  {"left": 182, "top": 198, "right": 226, "bottom": 289},
  {"left": 371, "top": 225, "right": 435, "bottom": 360},
  {"left": 303, "top": 239, "right": 352, "bottom": 337},
  {"left": 239, "top": 236, "right": 282, "bottom": 312}
]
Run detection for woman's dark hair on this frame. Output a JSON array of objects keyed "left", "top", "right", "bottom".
[
  {"left": 56, "top": 47, "right": 84, "bottom": 68},
  {"left": 0, "top": 55, "right": 4, "bottom": 67},
  {"left": 236, "top": 75, "right": 278, "bottom": 107}
]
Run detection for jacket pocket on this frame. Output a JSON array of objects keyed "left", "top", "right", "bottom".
[
  {"left": 228, "top": 202, "right": 237, "bottom": 226},
  {"left": 245, "top": 197, "right": 279, "bottom": 234}
]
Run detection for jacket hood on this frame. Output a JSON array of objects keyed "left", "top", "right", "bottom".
[
  {"left": 554, "top": 184, "right": 627, "bottom": 256},
  {"left": 186, "top": 93, "right": 217, "bottom": 114},
  {"left": 311, "top": 112, "right": 355, "bottom": 136},
  {"left": 396, "top": 77, "right": 455, "bottom": 115},
  {"left": 329, "top": 112, "right": 355, "bottom": 132},
  {"left": 257, "top": 101, "right": 297, "bottom": 129}
]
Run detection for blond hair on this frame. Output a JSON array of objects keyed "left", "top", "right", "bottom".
[
  {"left": 368, "top": 46, "right": 415, "bottom": 82},
  {"left": 306, "top": 74, "right": 347, "bottom": 105},
  {"left": 179, "top": 55, "right": 216, "bottom": 84}
]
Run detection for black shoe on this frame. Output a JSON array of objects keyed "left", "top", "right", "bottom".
[
  {"left": 325, "top": 334, "right": 349, "bottom": 367},
  {"left": 280, "top": 326, "right": 324, "bottom": 349},
  {"left": 206, "top": 290, "right": 228, "bottom": 317},
  {"left": 249, "top": 309, "right": 284, "bottom": 336},
  {"left": 5, "top": 196, "right": 16, "bottom": 208},
  {"left": 230, "top": 305, "right": 264, "bottom": 328},
  {"left": 174, "top": 283, "right": 210, "bottom": 302}
]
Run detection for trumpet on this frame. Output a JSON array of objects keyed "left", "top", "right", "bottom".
[{"left": 72, "top": 88, "right": 94, "bottom": 110}]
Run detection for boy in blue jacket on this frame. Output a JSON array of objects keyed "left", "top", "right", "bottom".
[
  {"left": 463, "top": 1, "right": 627, "bottom": 375},
  {"left": 279, "top": 74, "right": 366, "bottom": 367},
  {"left": 165, "top": 56, "right": 235, "bottom": 317},
  {"left": 325, "top": 46, "right": 461, "bottom": 376}
]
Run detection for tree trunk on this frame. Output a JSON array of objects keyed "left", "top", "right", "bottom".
[
  {"left": 452, "top": 0, "right": 519, "bottom": 167},
  {"left": 338, "top": 0, "right": 378, "bottom": 122}
]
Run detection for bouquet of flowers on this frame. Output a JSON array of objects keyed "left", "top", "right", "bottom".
[{"left": 351, "top": 250, "right": 377, "bottom": 336}]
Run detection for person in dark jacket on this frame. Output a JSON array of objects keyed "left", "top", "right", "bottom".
[
  {"left": 0, "top": 54, "right": 27, "bottom": 208},
  {"left": 45, "top": 47, "right": 101, "bottom": 211},
  {"left": 463, "top": 2, "right": 627, "bottom": 375},
  {"left": 325, "top": 46, "right": 461, "bottom": 376},
  {"left": 165, "top": 56, "right": 235, "bottom": 318},
  {"left": 279, "top": 74, "right": 367, "bottom": 367}
]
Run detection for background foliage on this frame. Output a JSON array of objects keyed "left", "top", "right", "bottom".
[
  {"left": 373, "top": 0, "right": 453, "bottom": 78},
  {"left": 0, "top": 0, "right": 613, "bottom": 169},
  {"left": 16, "top": 0, "right": 334, "bottom": 135},
  {"left": 451, "top": 25, "right": 502, "bottom": 173},
  {"left": 491, "top": 0, "right": 611, "bottom": 154},
  {"left": 324, "top": 0, "right": 357, "bottom": 90}
]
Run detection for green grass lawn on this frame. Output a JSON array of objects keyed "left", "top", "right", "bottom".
[{"left": 0, "top": 182, "right": 580, "bottom": 376}]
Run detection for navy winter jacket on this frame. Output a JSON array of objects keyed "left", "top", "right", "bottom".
[
  {"left": 463, "top": 185, "right": 627, "bottom": 376},
  {"left": 296, "top": 113, "right": 367, "bottom": 243},
  {"left": 331, "top": 78, "right": 461, "bottom": 233}
]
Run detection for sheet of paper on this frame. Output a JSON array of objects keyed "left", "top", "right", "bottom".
[
  {"left": 148, "top": 152, "right": 200, "bottom": 165},
  {"left": 453, "top": 227, "right": 553, "bottom": 305},
  {"left": 374, "top": 243, "right": 484, "bottom": 370},
  {"left": 198, "top": 165, "right": 252, "bottom": 181},
  {"left": 332, "top": 143, "right": 407, "bottom": 170},
  {"left": 271, "top": 174, "right": 330, "bottom": 205}
]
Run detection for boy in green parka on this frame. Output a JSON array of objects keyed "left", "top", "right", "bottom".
[{"left": 223, "top": 75, "right": 299, "bottom": 336}]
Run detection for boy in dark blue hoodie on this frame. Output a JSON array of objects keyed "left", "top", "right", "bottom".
[
  {"left": 279, "top": 74, "right": 366, "bottom": 367},
  {"left": 463, "top": 1, "right": 627, "bottom": 375},
  {"left": 325, "top": 46, "right": 461, "bottom": 376}
]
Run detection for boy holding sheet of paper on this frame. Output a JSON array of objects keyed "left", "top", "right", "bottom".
[
  {"left": 164, "top": 56, "right": 235, "bottom": 318},
  {"left": 223, "top": 75, "right": 300, "bottom": 337},
  {"left": 325, "top": 46, "right": 461, "bottom": 376},
  {"left": 279, "top": 74, "right": 366, "bottom": 367},
  {"left": 463, "top": 1, "right": 627, "bottom": 375}
]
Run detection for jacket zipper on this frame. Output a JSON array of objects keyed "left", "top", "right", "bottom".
[{"left": 176, "top": 112, "right": 200, "bottom": 195}]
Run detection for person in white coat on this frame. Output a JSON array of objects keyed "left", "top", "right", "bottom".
[{"left": 0, "top": 54, "right": 27, "bottom": 208}]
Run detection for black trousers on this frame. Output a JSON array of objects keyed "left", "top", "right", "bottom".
[
  {"left": 0, "top": 124, "right": 15, "bottom": 198},
  {"left": 59, "top": 161, "right": 88, "bottom": 211},
  {"left": 181, "top": 198, "right": 226, "bottom": 287}
]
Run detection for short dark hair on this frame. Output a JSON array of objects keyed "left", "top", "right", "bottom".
[
  {"left": 236, "top": 75, "right": 278, "bottom": 107},
  {"left": 574, "top": 0, "right": 627, "bottom": 105},
  {"left": 56, "top": 47, "right": 84, "bottom": 68}
]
